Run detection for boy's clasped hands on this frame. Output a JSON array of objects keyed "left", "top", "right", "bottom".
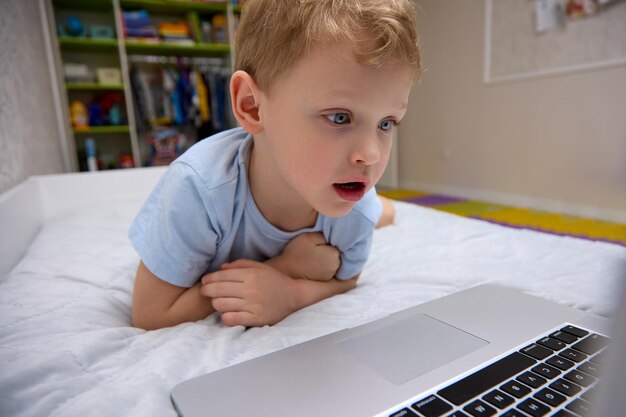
[{"left": 200, "top": 233, "right": 341, "bottom": 327}]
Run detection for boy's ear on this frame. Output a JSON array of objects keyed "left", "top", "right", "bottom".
[{"left": 230, "top": 70, "right": 263, "bottom": 134}]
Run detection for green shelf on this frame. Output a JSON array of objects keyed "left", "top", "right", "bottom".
[
  {"left": 124, "top": 40, "right": 230, "bottom": 56},
  {"left": 119, "top": 0, "right": 227, "bottom": 13},
  {"left": 59, "top": 37, "right": 119, "bottom": 52},
  {"left": 66, "top": 83, "right": 125, "bottom": 91},
  {"left": 73, "top": 126, "right": 131, "bottom": 134}
]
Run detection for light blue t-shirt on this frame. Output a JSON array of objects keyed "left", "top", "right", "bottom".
[{"left": 129, "top": 127, "right": 382, "bottom": 288}]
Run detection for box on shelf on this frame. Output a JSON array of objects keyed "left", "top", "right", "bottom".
[
  {"left": 96, "top": 67, "right": 122, "bottom": 85},
  {"left": 64, "top": 63, "right": 94, "bottom": 83},
  {"left": 89, "top": 25, "right": 115, "bottom": 39}
]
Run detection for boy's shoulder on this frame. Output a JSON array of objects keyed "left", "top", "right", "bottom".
[
  {"left": 353, "top": 187, "right": 384, "bottom": 225},
  {"left": 172, "top": 127, "right": 252, "bottom": 191}
]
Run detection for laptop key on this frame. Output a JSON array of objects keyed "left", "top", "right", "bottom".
[
  {"left": 411, "top": 395, "right": 452, "bottom": 417},
  {"left": 550, "top": 378, "right": 582, "bottom": 396},
  {"left": 536, "top": 337, "right": 566, "bottom": 351},
  {"left": 589, "top": 350, "right": 607, "bottom": 365},
  {"left": 559, "top": 348, "right": 587, "bottom": 363},
  {"left": 581, "top": 387, "right": 597, "bottom": 403},
  {"left": 571, "top": 333, "right": 610, "bottom": 355},
  {"left": 561, "top": 325, "right": 589, "bottom": 338},
  {"left": 446, "top": 412, "right": 470, "bottom": 417},
  {"left": 546, "top": 355, "right": 575, "bottom": 371},
  {"left": 500, "top": 380, "right": 531, "bottom": 398},
  {"left": 550, "top": 331, "right": 578, "bottom": 344},
  {"left": 516, "top": 371, "right": 547, "bottom": 388},
  {"left": 390, "top": 408, "right": 419, "bottom": 417},
  {"left": 564, "top": 370, "right": 596, "bottom": 387},
  {"left": 517, "top": 398, "right": 550, "bottom": 417},
  {"left": 520, "top": 344, "right": 553, "bottom": 360},
  {"left": 438, "top": 352, "right": 536, "bottom": 406},
  {"left": 463, "top": 399, "right": 496, "bottom": 416},
  {"left": 577, "top": 361, "right": 602, "bottom": 377},
  {"left": 566, "top": 398, "right": 593, "bottom": 416},
  {"left": 533, "top": 387, "right": 566, "bottom": 407},
  {"left": 531, "top": 363, "right": 561, "bottom": 379},
  {"left": 482, "top": 389, "right": 514, "bottom": 409}
]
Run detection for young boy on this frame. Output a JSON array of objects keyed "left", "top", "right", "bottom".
[{"left": 129, "top": 0, "right": 421, "bottom": 330}]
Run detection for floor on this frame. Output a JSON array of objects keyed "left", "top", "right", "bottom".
[{"left": 379, "top": 189, "right": 626, "bottom": 247}]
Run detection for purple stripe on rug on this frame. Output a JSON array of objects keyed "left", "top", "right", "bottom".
[{"left": 405, "top": 194, "right": 468, "bottom": 206}]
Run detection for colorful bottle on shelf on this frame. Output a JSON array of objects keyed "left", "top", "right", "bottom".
[{"left": 85, "top": 138, "right": 98, "bottom": 172}]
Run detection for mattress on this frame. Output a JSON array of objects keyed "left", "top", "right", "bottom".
[{"left": 1, "top": 192, "right": 624, "bottom": 417}]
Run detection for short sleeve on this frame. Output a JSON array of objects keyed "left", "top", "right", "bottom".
[
  {"left": 325, "top": 189, "right": 382, "bottom": 280},
  {"left": 128, "top": 163, "right": 218, "bottom": 287}
]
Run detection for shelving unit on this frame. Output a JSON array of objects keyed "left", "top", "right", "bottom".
[{"left": 42, "top": 0, "right": 239, "bottom": 172}]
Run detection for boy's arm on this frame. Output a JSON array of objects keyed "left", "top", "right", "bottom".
[
  {"left": 266, "top": 232, "right": 340, "bottom": 281},
  {"left": 131, "top": 261, "right": 215, "bottom": 330},
  {"left": 201, "top": 259, "right": 357, "bottom": 327}
]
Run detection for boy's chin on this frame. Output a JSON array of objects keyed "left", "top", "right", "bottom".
[{"left": 316, "top": 202, "right": 357, "bottom": 218}]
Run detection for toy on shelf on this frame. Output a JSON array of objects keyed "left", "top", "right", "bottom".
[
  {"left": 108, "top": 104, "right": 122, "bottom": 125},
  {"left": 70, "top": 100, "right": 89, "bottom": 130},
  {"left": 119, "top": 153, "right": 135, "bottom": 168},
  {"left": 59, "top": 16, "right": 85, "bottom": 37},
  {"left": 85, "top": 138, "right": 98, "bottom": 172},
  {"left": 57, "top": 16, "right": 115, "bottom": 39},
  {"left": 146, "top": 127, "right": 186, "bottom": 166},
  {"left": 88, "top": 103, "right": 104, "bottom": 126},
  {"left": 122, "top": 10, "right": 159, "bottom": 41},
  {"left": 211, "top": 14, "right": 227, "bottom": 43},
  {"left": 159, "top": 21, "right": 194, "bottom": 45},
  {"left": 98, "top": 92, "right": 125, "bottom": 125}
]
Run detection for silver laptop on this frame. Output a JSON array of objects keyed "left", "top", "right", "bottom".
[{"left": 172, "top": 283, "right": 626, "bottom": 417}]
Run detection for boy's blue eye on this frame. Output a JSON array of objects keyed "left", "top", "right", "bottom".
[
  {"left": 379, "top": 119, "right": 396, "bottom": 132},
  {"left": 326, "top": 113, "right": 351, "bottom": 125}
]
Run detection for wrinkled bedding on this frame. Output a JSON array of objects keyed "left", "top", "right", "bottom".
[{"left": 1, "top": 198, "right": 624, "bottom": 417}]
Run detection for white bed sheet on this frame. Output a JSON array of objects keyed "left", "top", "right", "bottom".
[{"left": 1, "top": 198, "right": 624, "bottom": 417}]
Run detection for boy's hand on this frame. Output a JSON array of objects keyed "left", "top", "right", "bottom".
[
  {"left": 270, "top": 232, "right": 340, "bottom": 281},
  {"left": 200, "top": 259, "right": 300, "bottom": 327}
]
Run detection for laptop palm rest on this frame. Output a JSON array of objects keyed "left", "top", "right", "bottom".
[{"left": 336, "top": 313, "right": 489, "bottom": 385}]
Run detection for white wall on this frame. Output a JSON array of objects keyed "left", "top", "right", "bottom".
[
  {"left": 0, "top": 0, "right": 64, "bottom": 194},
  {"left": 399, "top": 0, "right": 626, "bottom": 221}
]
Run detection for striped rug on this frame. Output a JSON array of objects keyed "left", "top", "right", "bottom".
[{"left": 379, "top": 189, "right": 626, "bottom": 247}]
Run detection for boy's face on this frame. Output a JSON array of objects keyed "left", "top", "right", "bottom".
[{"left": 254, "top": 42, "right": 412, "bottom": 218}]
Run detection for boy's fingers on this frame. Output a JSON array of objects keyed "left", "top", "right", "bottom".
[
  {"left": 221, "top": 311, "right": 256, "bottom": 327},
  {"left": 201, "top": 268, "right": 247, "bottom": 285},
  {"left": 306, "top": 232, "right": 326, "bottom": 245},
  {"left": 201, "top": 280, "right": 243, "bottom": 298},
  {"left": 211, "top": 296, "right": 247, "bottom": 313}
]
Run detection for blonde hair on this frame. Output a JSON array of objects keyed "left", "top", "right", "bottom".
[{"left": 234, "top": 0, "right": 421, "bottom": 92}]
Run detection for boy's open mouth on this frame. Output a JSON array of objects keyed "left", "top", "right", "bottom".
[
  {"left": 333, "top": 182, "right": 366, "bottom": 201},
  {"left": 336, "top": 182, "right": 365, "bottom": 190}
]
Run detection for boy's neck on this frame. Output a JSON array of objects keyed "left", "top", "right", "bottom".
[{"left": 248, "top": 142, "right": 318, "bottom": 232}]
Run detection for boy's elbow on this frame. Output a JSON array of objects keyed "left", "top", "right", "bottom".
[
  {"left": 376, "top": 196, "right": 396, "bottom": 228},
  {"left": 131, "top": 308, "right": 161, "bottom": 331}
]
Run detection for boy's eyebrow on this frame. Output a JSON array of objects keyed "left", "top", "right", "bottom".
[{"left": 315, "top": 85, "right": 409, "bottom": 113}]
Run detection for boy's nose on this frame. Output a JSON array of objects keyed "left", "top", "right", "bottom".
[{"left": 350, "top": 131, "right": 381, "bottom": 166}]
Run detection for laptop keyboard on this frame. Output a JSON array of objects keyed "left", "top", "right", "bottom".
[{"left": 388, "top": 324, "right": 610, "bottom": 417}]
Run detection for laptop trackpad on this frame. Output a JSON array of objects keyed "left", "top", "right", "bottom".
[{"left": 336, "top": 313, "right": 489, "bottom": 385}]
